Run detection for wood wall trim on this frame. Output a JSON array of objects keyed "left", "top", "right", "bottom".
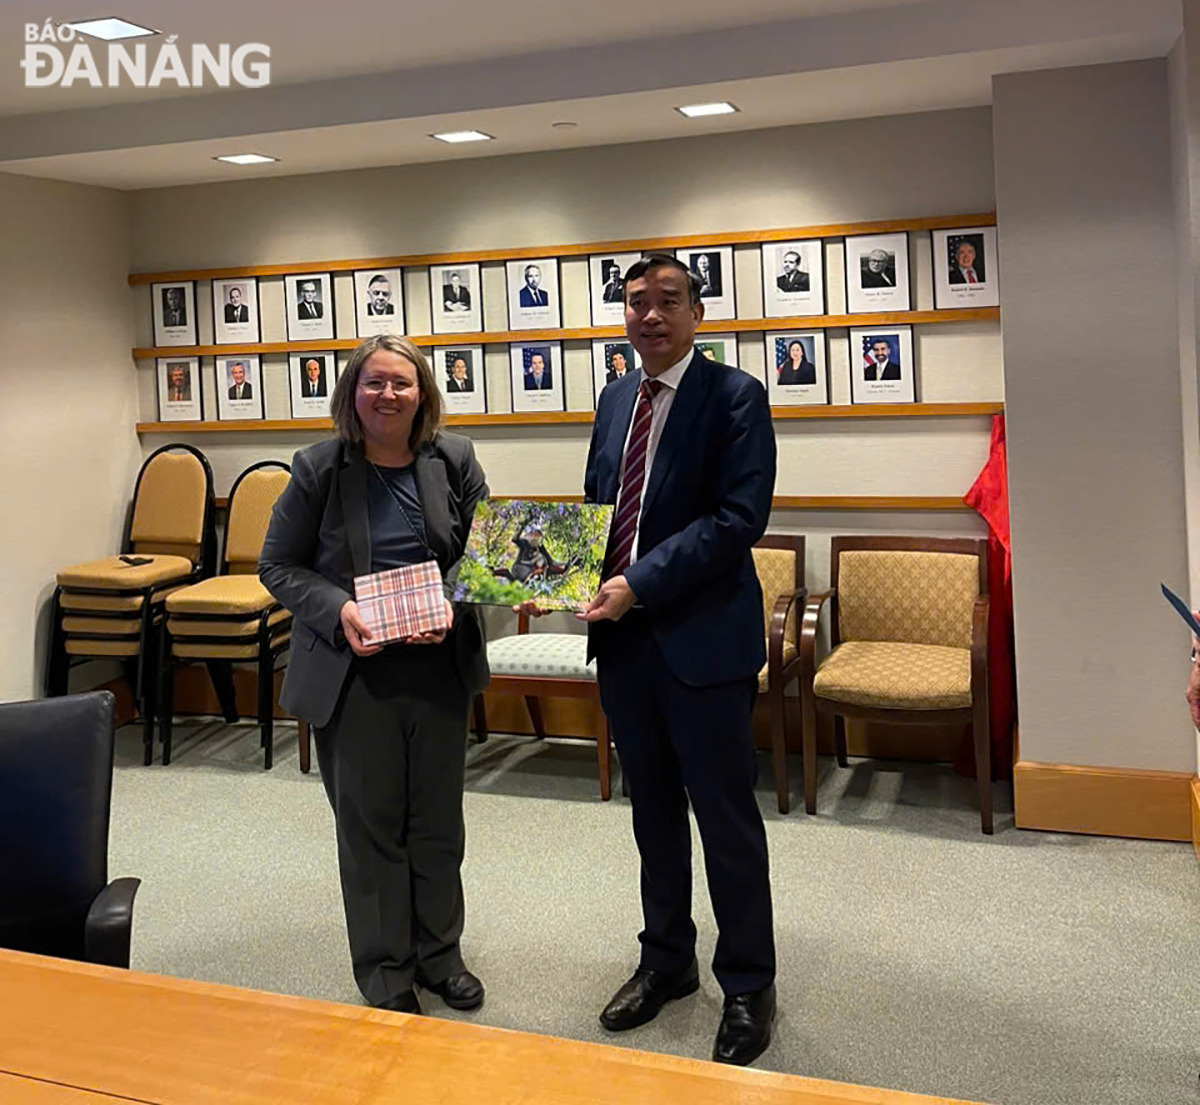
[
  {"left": 1014, "top": 759, "right": 1193, "bottom": 841},
  {"left": 127, "top": 212, "right": 998, "bottom": 284},
  {"left": 135, "top": 401, "right": 1002, "bottom": 435},
  {"left": 1192, "top": 777, "right": 1200, "bottom": 863},
  {"left": 130, "top": 307, "right": 1000, "bottom": 358}
]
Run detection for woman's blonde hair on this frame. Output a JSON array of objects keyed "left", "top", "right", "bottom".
[{"left": 330, "top": 334, "right": 443, "bottom": 450}]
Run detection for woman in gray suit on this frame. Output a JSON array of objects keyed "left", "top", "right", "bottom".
[{"left": 259, "top": 334, "right": 489, "bottom": 1015}]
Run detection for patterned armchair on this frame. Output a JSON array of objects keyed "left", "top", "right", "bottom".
[
  {"left": 750, "top": 535, "right": 806, "bottom": 814},
  {"left": 799, "top": 536, "right": 992, "bottom": 833}
]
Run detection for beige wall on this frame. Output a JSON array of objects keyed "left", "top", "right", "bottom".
[
  {"left": 0, "top": 172, "right": 139, "bottom": 702},
  {"left": 994, "top": 61, "right": 1191, "bottom": 773},
  {"left": 129, "top": 109, "right": 997, "bottom": 620}
]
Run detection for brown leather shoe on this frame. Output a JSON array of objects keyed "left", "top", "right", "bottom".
[
  {"left": 599, "top": 960, "right": 700, "bottom": 1031},
  {"left": 713, "top": 984, "right": 775, "bottom": 1066}
]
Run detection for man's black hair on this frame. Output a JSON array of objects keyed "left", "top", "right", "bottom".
[{"left": 622, "top": 252, "right": 703, "bottom": 307}]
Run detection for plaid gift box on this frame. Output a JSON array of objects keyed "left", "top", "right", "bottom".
[{"left": 353, "top": 560, "right": 448, "bottom": 645}]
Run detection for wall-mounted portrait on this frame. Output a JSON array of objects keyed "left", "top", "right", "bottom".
[
  {"left": 588, "top": 251, "right": 642, "bottom": 326},
  {"left": 436, "top": 346, "right": 487, "bottom": 415},
  {"left": 284, "top": 273, "right": 335, "bottom": 341},
  {"left": 844, "top": 232, "right": 911, "bottom": 314},
  {"left": 215, "top": 354, "right": 265, "bottom": 420},
  {"left": 849, "top": 326, "right": 915, "bottom": 404},
  {"left": 694, "top": 333, "right": 739, "bottom": 368},
  {"left": 430, "top": 262, "right": 483, "bottom": 334},
  {"left": 289, "top": 353, "right": 334, "bottom": 419},
  {"left": 764, "top": 331, "right": 828, "bottom": 407},
  {"left": 156, "top": 357, "right": 202, "bottom": 421},
  {"left": 674, "top": 245, "right": 736, "bottom": 320},
  {"left": 506, "top": 258, "right": 562, "bottom": 330},
  {"left": 509, "top": 342, "right": 564, "bottom": 413},
  {"left": 151, "top": 281, "right": 197, "bottom": 346},
  {"left": 932, "top": 226, "right": 1000, "bottom": 309},
  {"left": 354, "top": 267, "right": 405, "bottom": 337},
  {"left": 212, "top": 277, "right": 261, "bottom": 344},
  {"left": 590, "top": 338, "right": 640, "bottom": 407},
  {"left": 761, "top": 240, "right": 825, "bottom": 318}
]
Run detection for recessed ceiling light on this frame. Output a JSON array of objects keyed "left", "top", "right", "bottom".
[
  {"left": 62, "top": 17, "right": 159, "bottom": 41},
  {"left": 431, "top": 130, "right": 494, "bottom": 144},
  {"left": 213, "top": 153, "right": 278, "bottom": 165},
  {"left": 676, "top": 102, "right": 739, "bottom": 118}
]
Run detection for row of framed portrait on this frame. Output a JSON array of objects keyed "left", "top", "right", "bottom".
[
  {"left": 155, "top": 326, "right": 919, "bottom": 421},
  {"left": 150, "top": 226, "right": 999, "bottom": 347}
]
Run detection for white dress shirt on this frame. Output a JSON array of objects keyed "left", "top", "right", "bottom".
[{"left": 616, "top": 346, "right": 692, "bottom": 567}]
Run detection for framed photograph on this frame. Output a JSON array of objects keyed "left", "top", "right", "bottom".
[
  {"left": 430, "top": 262, "right": 482, "bottom": 334},
  {"left": 849, "top": 326, "right": 916, "bottom": 404},
  {"left": 506, "top": 258, "right": 561, "bottom": 330},
  {"left": 354, "top": 268, "right": 405, "bottom": 337},
  {"left": 588, "top": 252, "right": 641, "bottom": 326},
  {"left": 212, "top": 277, "right": 260, "bottom": 345},
  {"left": 761, "top": 240, "right": 825, "bottom": 318},
  {"left": 435, "top": 345, "right": 487, "bottom": 415},
  {"left": 509, "top": 342, "right": 564, "bottom": 413},
  {"left": 152, "top": 281, "right": 197, "bottom": 346},
  {"left": 215, "top": 354, "right": 264, "bottom": 420},
  {"left": 764, "top": 331, "right": 828, "bottom": 407},
  {"left": 845, "top": 232, "right": 911, "bottom": 314},
  {"left": 284, "top": 273, "right": 334, "bottom": 341},
  {"left": 455, "top": 499, "right": 614, "bottom": 610},
  {"left": 156, "top": 357, "right": 202, "bottom": 421},
  {"left": 694, "top": 333, "right": 739, "bottom": 368},
  {"left": 590, "top": 338, "right": 640, "bottom": 407},
  {"left": 932, "top": 226, "right": 1000, "bottom": 309},
  {"left": 289, "top": 353, "right": 334, "bottom": 419},
  {"left": 674, "top": 245, "right": 736, "bottom": 320}
]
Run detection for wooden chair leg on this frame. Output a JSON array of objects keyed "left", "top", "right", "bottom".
[
  {"left": 800, "top": 683, "right": 819, "bottom": 816},
  {"left": 767, "top": 683, "right": 789, "bottom": 814},
  {"left": 973, "top": 696, "right": 993, "bottom": 836},
  {"left": 594, "top": 696, "right": 611, "bottom": 802},
  {"left": 833, "top": 714, "right": 849, "bottom": 767},
  {"left": 298, "top": 720, "right": 311, "bottom": 774},
  {"left": 472, "top": 695, "right": 489, "bottom": 744},
  {"left": 525, "top": 696, "right": 546, "bottom": 739}
]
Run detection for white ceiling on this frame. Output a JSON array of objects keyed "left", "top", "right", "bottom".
[{"left": 0, "top": 0, "right": 1181, "bottom": 190}]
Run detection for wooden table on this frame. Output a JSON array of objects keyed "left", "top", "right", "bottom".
[{"left": 0, "top": 950, "right": 981, "bottom": 1105}]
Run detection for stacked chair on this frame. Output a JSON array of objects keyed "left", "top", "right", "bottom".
[
  {"left": 157, "top": 461, "right": 293, "bottom": 768},
  {"left": 46, "top": 444, "right": 216, "bottom": 766}
]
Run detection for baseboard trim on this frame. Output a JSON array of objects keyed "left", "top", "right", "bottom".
[
  {"left": 1192, "top": 778, "right": 1200, "bottom": 861},
  {"left": 1014, "top": 759, "right": 1192, "bottom": 841}
]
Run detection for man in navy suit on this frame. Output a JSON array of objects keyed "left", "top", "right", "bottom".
[
  {"left": 523, "top": 351, "right": 552, "bottom": 390},
  {"left": 519, "top": 264, "right": 549, "bottom": 308},
  {"left": 526, "top": 254, "right": 778, "bottom": 1065}
]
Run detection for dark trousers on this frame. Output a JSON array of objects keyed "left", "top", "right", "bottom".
[
  {"left": 596, "top": 613, "right": 776, "bottom": 996},
  {"left": 315, "top": 641, "right": 470, "bottom": 1006}
]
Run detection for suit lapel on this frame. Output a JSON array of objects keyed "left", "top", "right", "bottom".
[
  {"left": 415, "top": 448, "right": 452, "bottom": 564},
  {"left": 641, "top": 351, "right": 712, "bottom": 518},
  {"left": 339, "top": 448, "right": 371, "bottom": 578}
]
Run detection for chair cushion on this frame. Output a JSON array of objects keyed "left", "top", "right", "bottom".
[
  {"left": 62, "top": 616, "right": 141, "bottom": 636},
  {"left": 225, "top": 468, "right": 291, "bottom": 568},
  {"left": 57, "top": 555, "right": 194, "bottom": 591},
  {"left": 173, "top": 629, "right": 291, "bottom": 660},
  {"left": 813, "top": 640, "right": 972, "bottom": 710},
  {"left": 166, "top": 576, "right": 276, "bottom": 616},
  {"left": 838, "top": 550, "right": 978, "bottom": 649},
  {"left": 65, "top": 640, "right": 140, "bottom": 657},
  {"left": 487, "top": 633, "right": 596, "bottom": 680},
  {"left": 60, "top": 585, "right": 186, "bottom": 613},
  {"left": 129, "top": 450, "right": 207, "bottom": 547},
  {"left": 169, "top": 608, "right": 291, "bottom": 637},
  {"left": 751, "top": 547, "right": 798, "bottom": 646},
  {"left": 757, "top": 640, "right": 799, "bottom": 691}
]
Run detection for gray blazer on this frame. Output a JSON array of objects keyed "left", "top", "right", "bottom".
[{"left": 259, "top": 433, "right": 490, "bottom": 728}]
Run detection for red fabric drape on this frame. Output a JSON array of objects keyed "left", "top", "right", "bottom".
[{"left": 957, "top": 414, "right": 1016, "bottom": 780}]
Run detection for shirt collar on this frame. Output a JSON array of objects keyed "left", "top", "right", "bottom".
[{"left": 645, "top": 345, "right": 693, "bottom": 391}]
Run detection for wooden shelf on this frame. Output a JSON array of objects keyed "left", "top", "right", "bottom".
[
  {"left": 211, "top": 492, "right": 971, "bottom": 512},
  {"left": 131, "top": 308, "right": 1000, "bottom": 358},
  {"left": 135, "top": 402, "right": 1000, "bottom": 435},
  {"left": 127, "top": 212, "right": 997, "bottom": 285}
]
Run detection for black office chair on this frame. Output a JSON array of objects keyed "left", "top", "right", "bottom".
[{"left": 0, "top": 691, "right": 140, "bottom": 967}]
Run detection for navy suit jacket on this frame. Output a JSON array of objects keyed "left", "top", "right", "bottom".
[{"left": 584, "top": 350, "right": 776, "bottom": 687}]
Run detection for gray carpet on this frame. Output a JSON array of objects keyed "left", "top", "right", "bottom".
[{"left": 110, "top": 719, "right": 1200, "bottom": 1105}]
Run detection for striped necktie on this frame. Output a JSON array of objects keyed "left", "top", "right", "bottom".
[{"left": 603, "top": 379, "right": 663, "bottom": 579}]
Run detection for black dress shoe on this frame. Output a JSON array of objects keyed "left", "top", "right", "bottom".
[
  {"left": 713, "top": 984, "right": 776, "bottom": 1066},
  {"left": 599, "top": 961, "right": 700, "bottom": 1031},
  {"left": 421, "top": 969, "right": 484, "bottom": 1010},
  {"left": 378, "top": 989, "right": 422, "bottom": 1015}
]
